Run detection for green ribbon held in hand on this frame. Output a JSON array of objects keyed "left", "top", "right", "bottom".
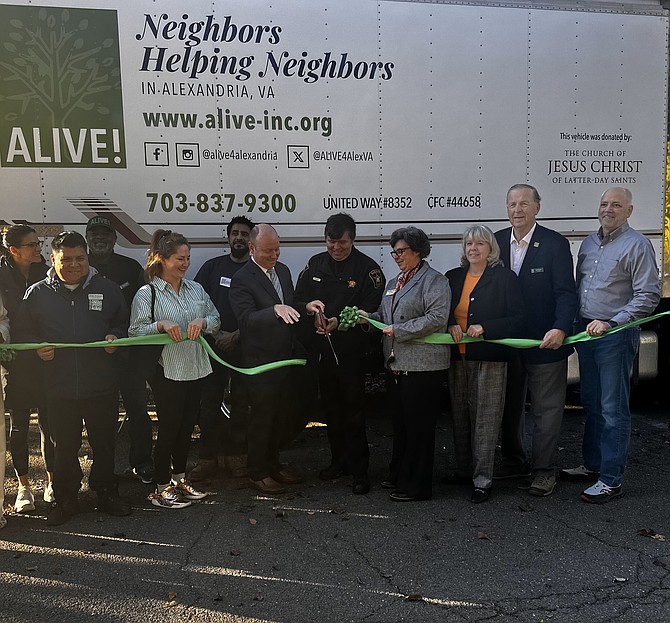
[
  {"left": 338, "top": 305, "right": 361, "bottom": 331},
  {"left": 338, "top": 306, "right": 670, "bottom": 348},
  {"left": 0, "top": 333, "right": 306, "bottom": 376}
]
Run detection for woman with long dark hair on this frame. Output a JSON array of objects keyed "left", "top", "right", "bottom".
[
  {"left": 129, "top": 230, "right": 220, "bottom": 509},
  {"left": 0, "top": 225, "right": 54, "bottom": 513}
]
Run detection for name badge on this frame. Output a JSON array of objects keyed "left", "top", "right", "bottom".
[
  {"left": 530, "top": 267, "right": 544, "bottom": 274},
  {"left": 385, "top": 288, "right": 396, "bottom": 296},
  {"left": 88, "top": 293, "right": 103, "bottom": 311},
  {"left": 119, "top": 281, "right": 130, "bottom": 290},
  {"left": 220, "top": 277, "right": 232, "bottom": 287}
]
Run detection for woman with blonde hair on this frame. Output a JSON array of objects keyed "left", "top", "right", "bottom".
[
  {"left": 129, "top": 230, "right": 220, "bottom": 509},
  {"left": 444, "top": 225, "right": 524, "bottom": 503}
]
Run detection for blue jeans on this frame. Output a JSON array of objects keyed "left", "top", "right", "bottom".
[{"left": 576, "top": 326, "right": 639, "bottom": 486}]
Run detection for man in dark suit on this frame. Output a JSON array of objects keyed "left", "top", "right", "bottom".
[
  {"left": 229, "top": 224, "right": 324, "bottom": 494},
  {"left": 494, "top": 184, "right": 578, "bottom": 496}
]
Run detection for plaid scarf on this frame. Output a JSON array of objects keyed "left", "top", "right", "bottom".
[{"left": 395, "top": 260, "right": 422, "bottom": 292}]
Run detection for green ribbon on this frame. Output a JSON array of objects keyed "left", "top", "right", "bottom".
[
  {"left": 3, "top": 309, "right": 668, "bottom": 369},
  {"left": 0, "top": 333, "right": 306, "bottom": 376},
  {"left": 350, "top": 308, "right": 670, "bottom": 348}
]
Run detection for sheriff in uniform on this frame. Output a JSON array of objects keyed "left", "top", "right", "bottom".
[{"left": 295, "top": 214, "right": 384, "bottom": 495}]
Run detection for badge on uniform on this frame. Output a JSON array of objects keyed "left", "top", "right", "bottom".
[
  {"left": 88, "top": 293, "right": 103, "bottom": 311},
  {"left": 530, "top": 267, "right": 544, "bottom": 274},
  {"left": 220, "top": 277, "right": 231, "bottom": 287},
  {"left": 347, "top": 280, "right": 356, "bottom": 288},
  {"left": 369, "top": 269, "right": 383, "bottom": 288}
]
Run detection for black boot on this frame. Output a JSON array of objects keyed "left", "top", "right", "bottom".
[{"left": 96, "top": 489, "right": 132, "bottom": 517}]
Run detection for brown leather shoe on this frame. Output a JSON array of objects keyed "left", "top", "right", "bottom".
[
  {"left": 224, "top": 455, "right": 248, "bottom": 478},
  {"left": 249, "top": 477, "right": 286, "bottom": 494},
  {"left": 272, "top": 468, "right": 304, "bottom": 485}
]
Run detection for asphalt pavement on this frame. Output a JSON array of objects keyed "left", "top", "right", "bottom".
[{"left": 1, "top": 392, "right": 669, "bottom": 623}]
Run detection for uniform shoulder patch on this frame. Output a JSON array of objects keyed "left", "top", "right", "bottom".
[{"left": 369, "top": 268, "right": 384, "bottom": 289}]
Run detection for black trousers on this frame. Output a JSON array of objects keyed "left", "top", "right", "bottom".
[
  {"left": 115, "top": 350, "right": 153, "bottom": 470},
  {"left": 198, "top": 363, "right": 248, "bottom": 460},
  {"left": 151, "top": 368, "right": 202, "bottom": 485},
  {"left": 246, "top": 369, "right": 290, "bottom": 481},
  {"left": 319, "top": 355, "right": 369, "bottom": 479},
  {"left": 9, "top": 407, "right": 54, "bottom": 477},
  {"left": 387, "top": 370, "right": 444, "bottom": 499},
  {"left": 47, "top": 393, "right": 119, "bottom": 502}
]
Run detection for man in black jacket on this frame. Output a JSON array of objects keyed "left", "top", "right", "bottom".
[
  {"left": 17, "top": 231, "right": 132, "bottom": 526},
  {"left": 86, "top": 216, "right": 154, "bottom": 484}
]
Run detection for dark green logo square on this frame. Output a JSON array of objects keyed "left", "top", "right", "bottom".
[{"left": 0, "top": 5, "right": 126, "bottom": 168}]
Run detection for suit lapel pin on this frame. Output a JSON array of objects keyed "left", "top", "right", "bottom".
[{"left": 533, "top": 241, "right": 540, "bottom": 248}]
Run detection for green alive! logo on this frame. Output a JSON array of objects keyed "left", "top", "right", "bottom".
[{"left": 0, "top": 5, "right": 125, "bottom": 168}]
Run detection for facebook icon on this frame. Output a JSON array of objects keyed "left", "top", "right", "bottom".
[{"left": 144, "top": 142, "right": 169, "bottom": 166}]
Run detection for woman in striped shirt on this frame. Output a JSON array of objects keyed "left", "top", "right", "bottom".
[{"left": 129, "top": 230, "right": 220, "bottom": 509}]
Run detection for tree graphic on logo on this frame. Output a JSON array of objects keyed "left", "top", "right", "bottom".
[{"left": 0, "top": 5, "right": 125, "bottom": 168}]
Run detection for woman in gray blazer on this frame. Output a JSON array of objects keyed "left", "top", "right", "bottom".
[{"left": 360, "top": 227, "right": 450, "bottom": 502}]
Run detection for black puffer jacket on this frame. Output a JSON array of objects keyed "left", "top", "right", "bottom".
[
  {"left": 15, "top": 268, "right": 128, "bottom": 400},
  {"left": 0, "top": 256, "right": 49, "bottom": 408}
]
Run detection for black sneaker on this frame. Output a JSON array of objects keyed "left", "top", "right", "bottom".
[
  {"left": 96, "top": 490, "right": 132, "bottom": 517},
  {"left": 46, "top": 499, "right": 79, "bottom": 526},
  {"left": 132, "top": 465, "right": 154, "bottom": 485}
]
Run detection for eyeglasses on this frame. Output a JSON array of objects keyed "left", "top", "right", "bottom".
[
  {"left": 16, "top": 241, "right": 42, "bottom": 249},
  {"left": 390, "top": 246, "right": 411, "bottom": 258}
]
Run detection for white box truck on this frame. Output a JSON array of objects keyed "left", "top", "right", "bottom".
[{"left": 0, "top": 0, "right": 668, "bottom": 380}]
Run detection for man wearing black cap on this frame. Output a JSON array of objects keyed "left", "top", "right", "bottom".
[{"left": 86, "top": 216, "right": 154, "bottom": 483}]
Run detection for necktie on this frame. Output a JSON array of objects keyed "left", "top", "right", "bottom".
[{"left": 267, "top": 268, "right": 284, "bottom": 303}]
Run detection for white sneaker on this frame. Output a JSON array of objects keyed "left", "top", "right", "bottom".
[
  {"left": 43, "top": 482, "right": 55, "bottom": 504},
  {"left": 580, "top": 480, "right": 623, "bottom": 504},
  {"left": 14, "top": 487, "right": 36, "bottom": 513},
  {"left": 559, "top": 465, "right": 599, "bottom": 481}
]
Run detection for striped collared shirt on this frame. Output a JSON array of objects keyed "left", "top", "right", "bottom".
[{"left": 129, "top": 277, "right": 221, "bottom": 381}]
